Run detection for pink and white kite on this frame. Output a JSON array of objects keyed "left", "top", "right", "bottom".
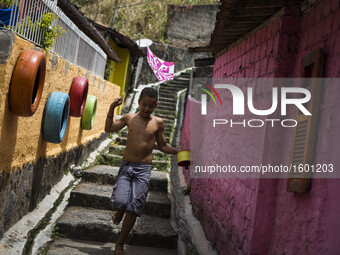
[{"left": 147, "top": 46, "right": 174, "bottom": 81}]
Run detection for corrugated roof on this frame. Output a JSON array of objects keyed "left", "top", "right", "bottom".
[
  {"left": 57, "top": 0, "right": 121, "bottom": 62},
  {"left": 210, "top": 0, "right": 300, "bottom": 56},
  {"left": 89, "top": 20, "right": 144, "bottom": 58}
]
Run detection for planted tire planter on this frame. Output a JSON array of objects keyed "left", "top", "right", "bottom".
[
  {"left": 69, "top": 76, "right": 89, "bottom": 117},
  {"left": 42, "top": 92, "right": 70, "bottom": 143},
  {"left": 9, "top": 49, "right": 46, "bottom": 116},
  {"left": 81, "top": 95, "right": 97, "bottom": 130}
]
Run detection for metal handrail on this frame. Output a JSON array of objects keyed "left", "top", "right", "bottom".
[{"left": 3, "top": 0, "right": 106, "bottom": 78}]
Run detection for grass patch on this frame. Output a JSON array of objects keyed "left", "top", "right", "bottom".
[
  {"left": 109, "top": 145, "right": 125, "bottom": 156},
  {"left": 182, "top": 186, "right": 191, "bottom": 196},
  {"left": 153, "top": 162, "right": 170, "bottom": 172},
  {"left": 96, "top": 154, "right": 122, "bottom": 166},
  {"left": 153, "top": 153, "right": 171, "bottom": 162}
]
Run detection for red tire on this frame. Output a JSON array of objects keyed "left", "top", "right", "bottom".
[
  {"left": 69, "top": 76, "right": 89, "bottom": 117},
  {"left": 9, "top": 49, "right": 46, "bottom": 116}
]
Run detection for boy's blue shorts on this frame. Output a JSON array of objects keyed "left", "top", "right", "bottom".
[{"left": 110, "top": 161, "right": 152, "bottom": 217}]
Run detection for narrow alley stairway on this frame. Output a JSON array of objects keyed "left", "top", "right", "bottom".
[{"left": 45, "top": 72, "right": 191, "bottom": 254}]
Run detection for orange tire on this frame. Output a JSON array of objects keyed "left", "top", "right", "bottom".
[{"left": 9, "top": 49, "right": 46, "bottom": 116}]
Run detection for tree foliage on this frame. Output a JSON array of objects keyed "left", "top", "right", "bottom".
[{"left": 70, "top": 0, "right": 217, "bottom": 43}]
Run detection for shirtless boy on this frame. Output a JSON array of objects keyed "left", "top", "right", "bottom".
[{"left": 105, "top": 87, "right": 179, "bottom": 255}]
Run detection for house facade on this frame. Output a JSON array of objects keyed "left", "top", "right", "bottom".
[{"left": 180, "top": 0, "right": 340, "bottom": 254}]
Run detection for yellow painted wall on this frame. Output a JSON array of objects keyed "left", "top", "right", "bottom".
[
  {"left": 107, "top": 39, "right": 131, "bottom": 114},
  {"left": 0, "top": 35, "right": 120, "bottom": 173}
]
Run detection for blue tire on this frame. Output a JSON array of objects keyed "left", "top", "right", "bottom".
[{"left": 42, "top": 92, "right": 70, "bottom": 143}]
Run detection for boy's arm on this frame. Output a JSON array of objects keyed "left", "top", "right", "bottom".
[
  {"left": 105, "top": 95, "right": 127, "bottom": 132},
  {"left": 105, "top": 113, "right": 128, "bottom": 133},
  {"left": 156, "top": 118, "right": 179, "bottom": 154}
]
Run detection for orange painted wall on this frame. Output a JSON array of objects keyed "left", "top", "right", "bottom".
[{"left": 0, "top": 35, "right": 120, "bottom": 173}]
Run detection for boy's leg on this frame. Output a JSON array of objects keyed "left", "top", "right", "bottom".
[
  {"left": 114, "top": 163, "right": 151, "bottom": 254},
  {"left": 112, "top": 209, "right": 125, "bottom": 225},
  {"left": 111, "top": 163, "right": 132, "bottom": 225},
  {"left": 115, "top": 211, "right": 138, "bottom": 254}
]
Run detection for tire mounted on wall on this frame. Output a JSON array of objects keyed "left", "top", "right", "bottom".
[
  {"left": 9, "top": 49, "right": 46, "bottom": 116},
  {"left": 69, "top": 76, "right": 89, "bottom": 117},
  {"left": 81, "top": 95, "right": 97, "bottom": 130},
  {"left": 42, "top": 92, "right": 70, "bottom": 143}
]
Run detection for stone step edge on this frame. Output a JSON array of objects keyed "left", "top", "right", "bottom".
[
  {"left": 46, "top": 238, "right": 177, "bottom": 255},
  {"left": 69, "top": 183, "right": 171, "bottom": 218},
  {"left": 55, "top": 207, "right": 178, "bottom": 249}
]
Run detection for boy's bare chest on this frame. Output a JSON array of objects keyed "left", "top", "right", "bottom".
[{"left": 127, "top": 119, "right": 158, "bottom": 140}]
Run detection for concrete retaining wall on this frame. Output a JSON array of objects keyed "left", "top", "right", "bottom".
[{"left": 166, "top": 4, "right": 219, "bottom": 49}]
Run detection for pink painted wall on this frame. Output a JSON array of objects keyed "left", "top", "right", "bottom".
[
  {"left": 268, "top": 0, "right": 340, "bottom": 254},
  {"left": 180, "top": 0, "right": 340, "bottom": 254}
]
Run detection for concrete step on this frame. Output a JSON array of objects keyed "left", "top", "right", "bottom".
[
  {"left": 164, "top": 118, "right": 175, "bottom": 126},
  {"left": 164, "top": 123, "right": 173, "bottom": 129},
  {"left": 159, "top": 90, "right": 177, "bottom": 96},
  {"left": 158, "top": 96, "right": 177, "bottom": 104},
  {"left": 55, "top": 207, "right": 178, "bottom": 249},
  {"left": 164, "top": 128, "right": 173, "bottom": 135},
  {"left": 162, "top": 83, "right": 188, "bottom": 89},
  {"left": 82, "top": 165, "right": 168, "bottom": 192},
  {"left": 154, "top": 113, "right": 176, "bottom": 120},
  {"left": 168, "top": 79, "right": 189, "bottom": 84},
  {"left": 159, "top": 86, "right": 183, "bottom": 93},
  {"left": 108, "top": 144, "right": 126, "bottom": 156},
  {"left": 47, "top": 238, "right": 177, "bottom": 255},
  {"left": 69, "top": 182, "right": 171, "bottom": 218},
  {"left": 156, "top": 97, "right": 177, "bottom": 106},
  {"left": 162, "top": 84, "right": 188, "bottom": 90},
  {"left": 156, "top": 105, "right": 177, "bottom": 112},
  {"left": 158, "top": 100, "right": 177, "bottom": 108},
  {"left": 166, "top": 81, "right": 189, "bottom": 86},
  {"left": 175, "top": 74, "right": 190, "bottom": 79},
  {"left": 179, "top": 72, "right": 191, "bottom": 77}
]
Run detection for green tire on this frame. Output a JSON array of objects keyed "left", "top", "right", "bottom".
[{"left": 81, "top": 95, "right": 97, "bottom": 130}]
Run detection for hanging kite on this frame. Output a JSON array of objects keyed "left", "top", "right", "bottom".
[{"left": 147, "top": 46, "right": 174, "bottom": 81}]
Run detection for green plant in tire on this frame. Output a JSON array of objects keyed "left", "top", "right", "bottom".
[{"left": 81, "top": 95, "right": 97, "bottom": 130}]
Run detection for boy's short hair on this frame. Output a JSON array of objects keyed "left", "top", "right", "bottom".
[{"left": 139, "top": 87, "right": 158, "bottom": 101}]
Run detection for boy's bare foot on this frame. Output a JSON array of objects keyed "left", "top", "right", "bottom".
[
  {"left": 112, "top": 210, "right": 125, "bottom": 225},
  {"left": 115, "top": 243, "right": 126, "bottom": 255}
]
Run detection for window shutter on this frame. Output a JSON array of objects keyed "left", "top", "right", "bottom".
[{"left": 287, "top": 48, "right": 324, "bottom": 193}]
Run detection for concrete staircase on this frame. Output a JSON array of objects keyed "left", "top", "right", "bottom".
[
  {"left": 154, "top": 72, "right": 190, "bottom": 140},
  {"left": 46, "top": 72, "right": 190, "bottom": 254},
  {"left": 46, "top": 163, "right": 177, "bottom": 254}
]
